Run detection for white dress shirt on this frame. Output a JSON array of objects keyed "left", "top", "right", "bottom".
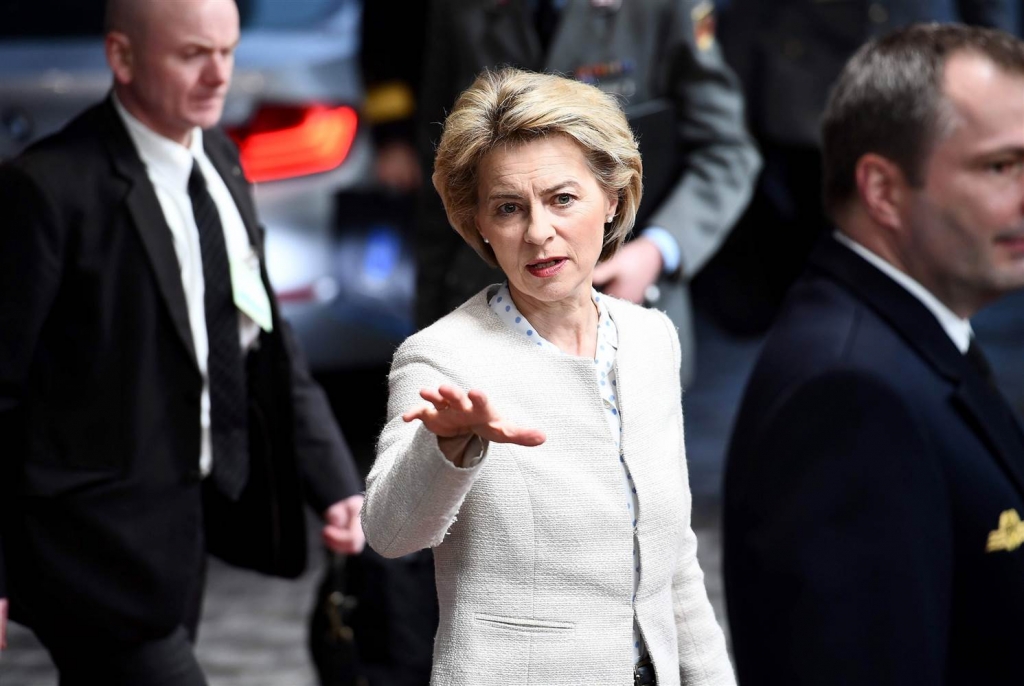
[
  {"left": 833, "top": 232, "right": 973, "bottom": 353},
  {"left": 113, "top": 95, "right": 265, "bottom": 476}
]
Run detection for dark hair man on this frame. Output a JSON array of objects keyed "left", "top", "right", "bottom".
[
  {"left": 723, "top": 23, "right": 1024, "bottom": 685},
  {"left": 0, "top": 0, "right": 364, "bottom": 682}
]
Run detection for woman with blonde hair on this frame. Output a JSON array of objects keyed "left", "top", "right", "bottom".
[{"left": 362, "top": 68, "right": 734, "bottom": 686}]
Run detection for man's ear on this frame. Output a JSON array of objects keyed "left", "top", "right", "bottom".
[
  {"left": 105, "top": 32, "right": 134, "bottom": 85},
  {"left": 854, "top": 153, "right": 909, "bottom": 232}
]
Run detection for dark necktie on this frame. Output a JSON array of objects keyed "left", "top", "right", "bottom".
[
  {"left": 965, "top": 337, "right": 996, "bottom": 388},
  {"left": 535, "top": 0, "right": 560, "bottom": 54},
  {"left": 188, "top": 161, "right": 249, "bottom": 500}
]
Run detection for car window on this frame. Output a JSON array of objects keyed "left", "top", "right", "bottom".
[{"left": 0, "top": 0, "right": 351, "bottom": 37}]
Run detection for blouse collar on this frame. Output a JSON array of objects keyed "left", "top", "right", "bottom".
[{"left": 487, "top": 282, "right": 618, "bottom": 358}]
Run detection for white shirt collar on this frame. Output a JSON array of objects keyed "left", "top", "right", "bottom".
[
  {"left": 112, "top": 92, "right": 205, "bottom": 190},
  {"left": 833, "top": 231, "right": 973, "bottom": 353}
]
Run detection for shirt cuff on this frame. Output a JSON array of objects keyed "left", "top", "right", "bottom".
[
  {"left": 460, "top": 435, "right": 488, "bottom": 469},
  {"left": 640, "top": 226, "right": 680, "bottom": 275}
]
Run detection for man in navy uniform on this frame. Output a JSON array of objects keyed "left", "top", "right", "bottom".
[
  {"left": 723, "top": 23, "right": 1024, "bottom": 684},
  {"left": 705, "top": 0, "right": 1019, "bottom": 333}
]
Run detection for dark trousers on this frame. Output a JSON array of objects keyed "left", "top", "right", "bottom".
[{"left": 40, "top": 625, "right": 208, "bottom": 686}]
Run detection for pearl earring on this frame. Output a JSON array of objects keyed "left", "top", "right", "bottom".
[
  {"left": 482, "top": 237, "right": 490, "bottom": 244},
  {"left": 605, "top": 216, "right": 614, "bottom": 224}
]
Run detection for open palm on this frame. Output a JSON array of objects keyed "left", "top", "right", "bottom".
[{"left": 403, "top": 384, "right": 546, "bottom": 448}]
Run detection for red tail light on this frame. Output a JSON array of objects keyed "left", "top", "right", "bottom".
[{"left": 227, "top": 104, "right": 358, "bottom": 183}]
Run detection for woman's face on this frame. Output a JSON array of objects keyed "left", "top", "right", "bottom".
[{"left": 474, "top": 135, "right": 617, "bottom": 312}]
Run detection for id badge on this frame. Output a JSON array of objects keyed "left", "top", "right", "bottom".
[{"left": 230, "top": 250, "right": 274, "bottom": 333}]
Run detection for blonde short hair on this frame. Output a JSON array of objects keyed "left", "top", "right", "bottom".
[{"left": 432, "top": 68, "right": 644, "bottom": 267}]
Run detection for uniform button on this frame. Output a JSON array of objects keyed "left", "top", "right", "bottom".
[
  {"left": 869, "top": 3, "right": 888, "bottom": 24},
  {"left": 187, "top": 468, "right": 203, "bottom": 482},
  {"left": 783, "top": 38, "right": 804, "bottom": 60}
]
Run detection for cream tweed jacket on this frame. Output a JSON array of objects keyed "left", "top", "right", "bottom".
[{"left": 362, "top": 288, "right": 734, "bottom": 686}]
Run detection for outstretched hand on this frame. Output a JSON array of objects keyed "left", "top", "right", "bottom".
[{"left": 403, "top": 385, "right": 545, "bottom": 465}]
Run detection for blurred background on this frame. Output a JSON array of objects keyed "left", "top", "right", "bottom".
[{"left": 1, "top": 0, "right": 1021, "bottom": 684}]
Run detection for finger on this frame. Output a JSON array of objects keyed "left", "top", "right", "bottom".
[
  {"left": 437, "top": 385, "right": 473, "bottom": 412},
  {"left": 466, "top": 389, "right": 491, "bottom": 416},
  {"left": 503, "top": 426, "right": 547, "bottom": 447},
  {"left": 418, "top": 388, "right": 450, "bottom": 412},
  {"left": 402, "top": 406, "right": 433, "bottom": 423},
  {"left": 324, "top": 525, "right": 366, "bottom": 555},
  {"left": 485, "top": 421, "right": 546, "bottom": 446},
  {"left": 323, "top": 525, "right": 357, "bottom": 552}
]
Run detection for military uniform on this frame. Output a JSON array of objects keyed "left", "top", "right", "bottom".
[{"left": 415, "top": 0, "right": 760, "bottom": 387}]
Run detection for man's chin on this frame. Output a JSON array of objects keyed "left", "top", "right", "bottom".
[{"left": 189, "top": 104, "right": 226, "bottom": 130}]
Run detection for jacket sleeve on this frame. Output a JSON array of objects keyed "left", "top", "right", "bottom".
[
  {"left": 361, "top": 341, "right": 488, "bottom": 558},
  {"left": 648, "top": 0, "right": 761, "bottom": 279},
  {"left": 0, "top": 162, "right": 68, "bottom": 599},
  {"left": 724, "top": 371, "right": 953, "bottom": 685},
  {"left": 659, "top": 314, "right": 736, "bottom": 685},
  {"left": 280, "top": 319, "right": 363, "bottom": 513}
]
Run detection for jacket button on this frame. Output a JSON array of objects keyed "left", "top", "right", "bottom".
[{"left": 187, "top": 468, "right": 203, "bottom": 482}]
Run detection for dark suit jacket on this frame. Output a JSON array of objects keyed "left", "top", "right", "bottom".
[
  {"left": 0, "top": 98, "right": 361, "bottom": 643},
  {"left": 414, "top": 0, "right": 761, "bottom": 386},
  {"left": 722, "top": 236, "right": 1024, "bottom": 684}
]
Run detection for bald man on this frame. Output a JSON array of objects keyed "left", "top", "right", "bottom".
[{"left": 0, "top": 0, "right": 365, "bottom": 682}]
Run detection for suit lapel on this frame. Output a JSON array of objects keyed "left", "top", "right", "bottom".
[
  {"left": 953, "top": 380, "right": 1024, "bottom": 497},
  {"left": 98, "top": 98, "right": 199, "bottom": 369},
  {"left": 811, "top": 236, "right": 1024, "bottom": 498}
]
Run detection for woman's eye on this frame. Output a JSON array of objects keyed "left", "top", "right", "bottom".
[
  {"left": 555, "top": 193, "right": 573, "bottom": 205},
  {"left": 498, "top": 203, "right": 517, "bottom": 215}
]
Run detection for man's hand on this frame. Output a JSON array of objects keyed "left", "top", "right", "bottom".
[
  {"left": 404, "top": 385, "right": 546, "bottom": 466},
  {"left": 322, "top": 494, "right": 366, "bottom": 555},
  {"left": 1, "top": 597, "right": 7, "bottom": 650},
  {"left": 592, "top": 237, "right": 664, "bottom": 304}
]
